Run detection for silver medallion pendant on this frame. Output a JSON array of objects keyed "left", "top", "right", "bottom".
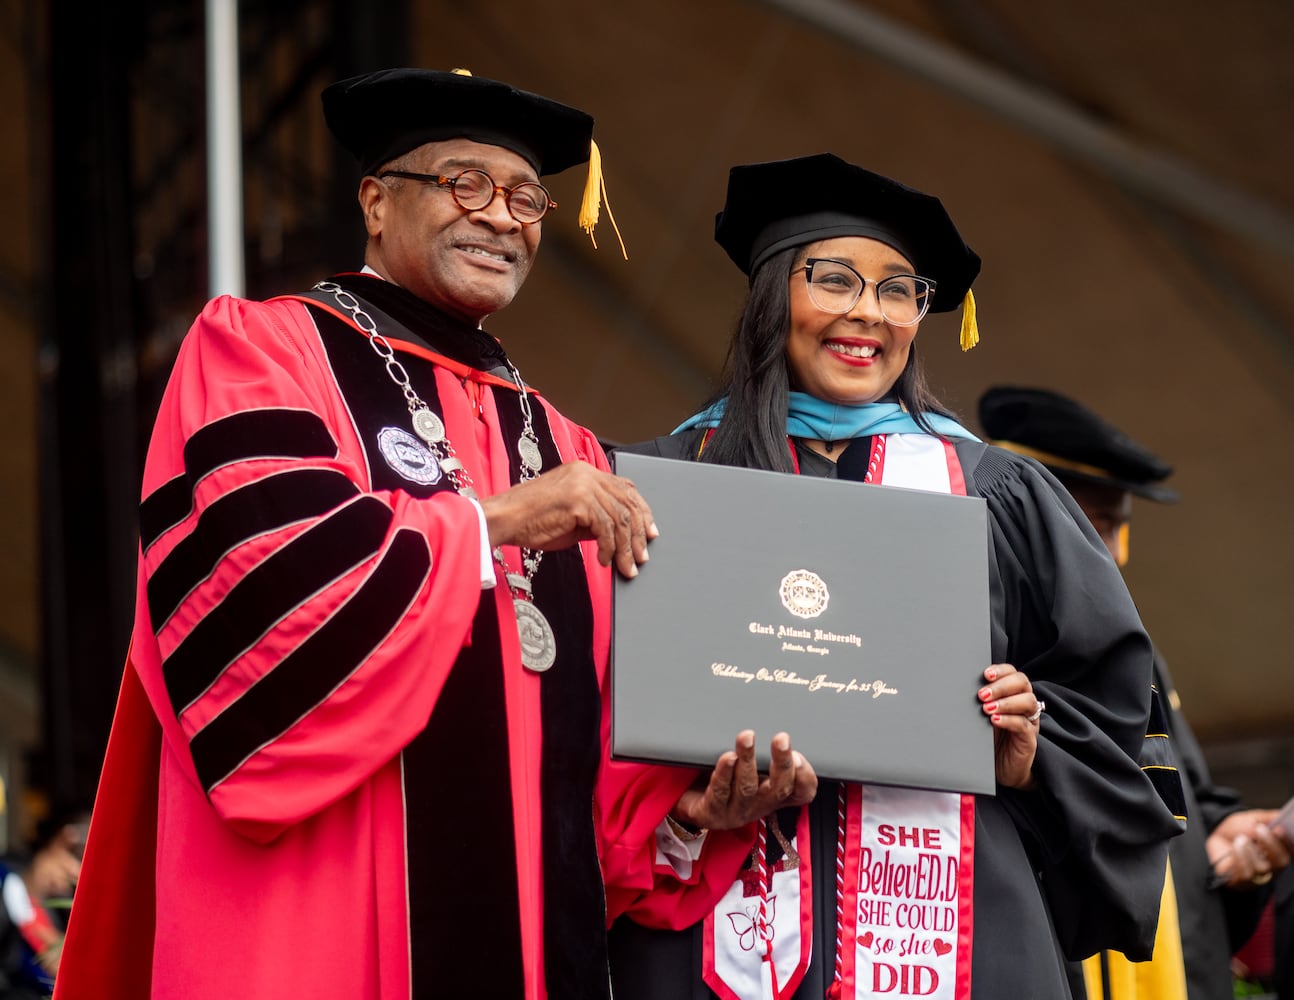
[
  {"left": 412, "top": 407, "right": 445, "bottom": 445},
  {"left": 514, "top": 598, "right": 557, "bottom": 672},
  {"left": 517, "top": 435, "right": 543, "bottom": 473}
]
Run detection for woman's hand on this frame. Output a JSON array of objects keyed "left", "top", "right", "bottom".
[
  {"left": 979, "top": 663, "right": 1044, "bottom": 790},
  {"left": 671, "top": 730, "right": 818, "bottom": 831}
]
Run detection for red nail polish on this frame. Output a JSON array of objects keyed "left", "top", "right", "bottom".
[
  {"left": 979, "top": 688, "right": 992, "bottom": 701},
  {"left": 986, "top": 668, "right": 998, "bottom": 681},
  {"left": 991, "top": 714, "right": 1002, "bottom": 723},
  {"left": 985, "top": 701, "right": 998, "bottom": 713}
]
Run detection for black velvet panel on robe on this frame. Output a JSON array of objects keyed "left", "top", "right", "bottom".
[{"left": 305, "top": 281, "right": 608, "bottom": 1000}]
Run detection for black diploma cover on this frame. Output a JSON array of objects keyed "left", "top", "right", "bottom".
[{"left": 611, "top": 451, "right": 995, "bottom": 795}]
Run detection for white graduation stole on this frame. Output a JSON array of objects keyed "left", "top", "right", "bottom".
[
  {"left": 704, "top": 435, "right": 976, "bottom": 1000},
  {"left": 837, "top": 785, "right": 974, "bottom": 999},
  {"left": 703, "top": 807, "right": 814, "bottom": 1000}
]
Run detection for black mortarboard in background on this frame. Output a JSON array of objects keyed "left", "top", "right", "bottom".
[
  {"left": 978, "top": 385, "right": 1179, "bottom": 502},
  {"left": 714, "top": 153, "right": 981, "bottom": 321},
  {"left": 322, "top": 68, "right": 594, "bottom": 177}
]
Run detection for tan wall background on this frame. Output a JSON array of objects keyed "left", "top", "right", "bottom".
[{"left": 0, "top": 1, "right": 1290, "bottom": 822}]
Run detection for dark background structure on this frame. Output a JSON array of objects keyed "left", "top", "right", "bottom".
[{"left": 1, "top": 0, "right": 1291, "bottom": 847}]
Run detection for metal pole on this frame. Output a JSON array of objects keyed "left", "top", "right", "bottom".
[
  {"left": 206, "top": 0, "right": 245, "bottom": 297},
  {"left": 760, "top": 0, "right": 1294, "bottom": 260}
]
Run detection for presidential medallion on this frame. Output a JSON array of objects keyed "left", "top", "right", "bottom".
[
  {"left": 514, "top": 598, "right": 557, "bottom": 671},
  {"left": 323, "top": 280, "right": 557, "bottom": 671},
  {"left": 411, "top": 407, "right": 445, "bottom": 445},
  {"left": 517, "top": 435, "right": 543, "bottom": 473}
]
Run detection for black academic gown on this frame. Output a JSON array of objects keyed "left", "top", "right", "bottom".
[
  {"left": 1155, "top": 657, "right": 1270, "bottom": 1000},
  {"left": 607, "top": 431, "right": 1183, "bottom": 1000},
  {"left": 1071, "top": 655, "right": 1274, "bottom": 1000}
]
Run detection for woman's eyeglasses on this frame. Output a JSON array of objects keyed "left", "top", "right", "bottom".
[{"left": 799, "top": 258, "right": 936, "bottom": 326}]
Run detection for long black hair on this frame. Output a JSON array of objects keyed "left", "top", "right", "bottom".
[{"left": 700, "top": 244, "right": 959, "bottom": 472}]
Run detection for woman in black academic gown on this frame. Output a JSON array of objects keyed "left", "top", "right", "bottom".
[{"left": 607, "top": 153, "right": 1183, "bottom": 1000}]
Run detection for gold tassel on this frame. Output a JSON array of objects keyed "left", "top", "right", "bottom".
[
  {"left": 579, "top": 139, "right": 628, "bottom": 260},
  {"left": 959, "top": 288, "right": 979, "bottom": 351},
  {"left": 449, "top": 69, "right": 625, "bottom": 258}
]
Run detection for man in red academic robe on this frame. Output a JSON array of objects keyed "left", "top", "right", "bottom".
[{"left": 53, "top": 68, "right": 813, "bottom": 1000}]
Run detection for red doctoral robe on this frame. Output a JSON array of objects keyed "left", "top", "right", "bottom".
[{"left": 54, "top": 276, "right": 744, "bottom": 1000}]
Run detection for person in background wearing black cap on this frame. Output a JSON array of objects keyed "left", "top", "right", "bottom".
[
  {"left": 50, "top": 68, "right": 814, "bottom": 1000},
  {"left": 606, "top": 153, "right": 1183, "bottom": 1000},
  {"left": 980, "top": 385, "right": 1293, "bottom": 1000}
]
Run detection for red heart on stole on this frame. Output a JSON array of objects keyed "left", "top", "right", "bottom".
[
  {"left": 933, "top": 938, "right": 952, "bottom": 957},
  {"left": 858, "top": 931, "right": 874, "bottom": 949}
]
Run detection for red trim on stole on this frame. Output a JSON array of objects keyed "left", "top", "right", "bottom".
[
  {"left": 839, "top": 784, "right": 864, "bottom": 995},
  {"left": 868, "top": 435, "right": 887, "bottom": 482},
  {"left": 701, "top": 912, "right": 733, "bottom": 1000},
  {"left": 954, "top": 794, "right": 976, "bottom": 999},
  {"left": 942, "top": 441, "right": 966, "bottom": 496}
]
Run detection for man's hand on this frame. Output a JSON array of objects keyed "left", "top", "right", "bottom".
[
  {"left": 479, "top": 461, "right": 657, "bottom": 577},
  {"left": 670, "top": 731, "right": 818, "bottom": 831},
  {"left": 1207, "top": 808, "right": 1293, "bottom": 888}
]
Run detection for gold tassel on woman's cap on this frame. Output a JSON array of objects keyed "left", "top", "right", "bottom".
[
  {"left": 579, "top": 139, "right": 628, "bottom": 259},
  {"left": 959, "top": 289, "right": 979, "bottom": 351}
]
